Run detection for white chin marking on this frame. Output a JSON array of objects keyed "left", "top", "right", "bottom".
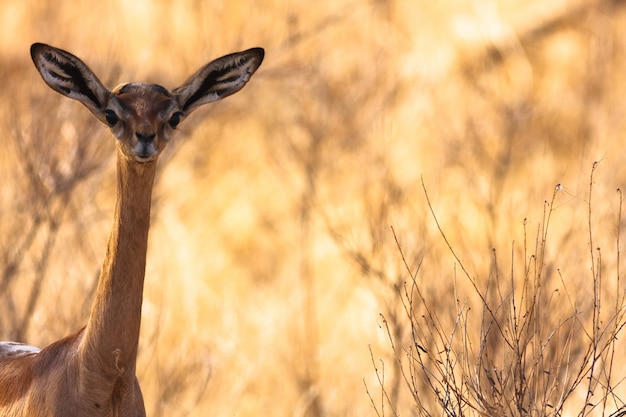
[{"left": 134, "top": 155, "right": 155, "bottom": 164}]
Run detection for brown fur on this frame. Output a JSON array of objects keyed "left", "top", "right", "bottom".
[{"left": 0, "top": 43, "right": 263, "bottom": 416}]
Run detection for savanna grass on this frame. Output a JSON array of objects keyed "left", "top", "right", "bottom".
[{"left": 367, "top": 168, "right": 626, "bottom": 417}]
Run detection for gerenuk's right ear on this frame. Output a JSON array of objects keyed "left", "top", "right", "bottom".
[
  {"left": 172, "top": 47, "right": 264, "bottom": 115},
  {"left": 30, "top": 43, "right": 111, "bottom": 117}
]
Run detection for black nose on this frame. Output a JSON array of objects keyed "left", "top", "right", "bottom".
[{"left": 136, "top": 132, "right": 155, "bottom": 143}]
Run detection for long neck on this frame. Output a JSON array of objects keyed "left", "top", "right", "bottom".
[{"left": 80, "top": 149, "right": 157, "bottom": 378}]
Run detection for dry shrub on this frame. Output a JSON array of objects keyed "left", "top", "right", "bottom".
[{"left": 366, "top": 172, "right": 626, "bottom": 416}]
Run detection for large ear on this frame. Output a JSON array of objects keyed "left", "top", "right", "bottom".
[
  {"left": 30, "top": 43, "right": 110, "bottom": 116},
  {"left": 173, "top": 47, "right": 264, "bottom": 114}
]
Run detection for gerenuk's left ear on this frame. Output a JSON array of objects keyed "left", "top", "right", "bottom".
[
  {"left": 30, "top": 43, "right": 111, "bottom": 118},
  {"left": 172, "top": 48, "right": 264, "bottom": 115}
]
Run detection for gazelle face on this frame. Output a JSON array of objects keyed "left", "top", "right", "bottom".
[
  {"left": 30, "top": 43, "right": 264, "bottom": 165},
  {"left": 106, "top": 83, "right": 182, "bottom": 163}
]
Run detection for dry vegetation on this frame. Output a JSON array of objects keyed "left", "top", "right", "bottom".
[{"left": 1, "top": 0, "right": 626, "bottom": 415}]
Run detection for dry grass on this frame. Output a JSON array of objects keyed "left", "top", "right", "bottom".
[
  {"left": 2, "top": 0, "right": 626, "bottom": 415},
  {"left": 365, "top": 173, "right": 626, "bottom": 416}
]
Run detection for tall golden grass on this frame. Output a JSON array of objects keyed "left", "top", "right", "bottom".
[{"left": 1, "top": 0, "right": 626, "bottom": 415}]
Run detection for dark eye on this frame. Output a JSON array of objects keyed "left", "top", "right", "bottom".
[
  {"left": 168, "top": 112, "right": 183, "bottom": 129},
  {"left": 104, "top": 110, "right": 119, "bottom": 127}
]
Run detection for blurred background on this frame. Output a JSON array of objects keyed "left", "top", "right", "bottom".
[{"left": 1, "top": 0, "right": 626, "bottom": 415}]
